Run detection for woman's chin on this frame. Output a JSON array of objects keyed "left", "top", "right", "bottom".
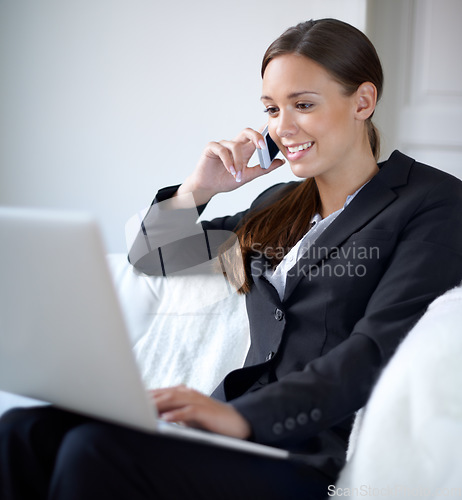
[{"left": 288, "top": 162, "right": 317, "bottom": 179}]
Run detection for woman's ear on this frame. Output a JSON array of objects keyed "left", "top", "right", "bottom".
[{"left": 354, "top": 82, "right": 377, "bottom": 121}]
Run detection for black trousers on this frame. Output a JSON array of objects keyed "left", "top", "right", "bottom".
[{"left": 0, "top": 406, "right": 332, "bottom": 500}]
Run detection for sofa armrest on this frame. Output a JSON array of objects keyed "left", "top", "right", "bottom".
[{"left": 336, "top": 285, "right": 462, "bottom": 494}]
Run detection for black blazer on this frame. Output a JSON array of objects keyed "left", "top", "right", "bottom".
[{"left": 129, "top": 151, "right": 462, "bottom": 478}]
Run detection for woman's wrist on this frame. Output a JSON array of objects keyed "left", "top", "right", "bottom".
[{"left": 175, "top": 178, "right": 216, "bottom": 206}]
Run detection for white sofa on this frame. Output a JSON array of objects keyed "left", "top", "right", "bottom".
[{"left": 1, "top": 254, "right": 461, "bottom": 496}]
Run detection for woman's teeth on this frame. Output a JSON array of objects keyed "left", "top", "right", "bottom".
[{"left": 287, "top": 142, "right": 313, "bottom": 153}]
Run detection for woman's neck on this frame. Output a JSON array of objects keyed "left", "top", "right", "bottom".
[{"left": 316, "top": 154, "right": 379, "bottom": 219}]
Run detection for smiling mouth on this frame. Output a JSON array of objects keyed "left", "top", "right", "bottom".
[{"left": 286, "top": 141, "right": 314, "bottom": 153}]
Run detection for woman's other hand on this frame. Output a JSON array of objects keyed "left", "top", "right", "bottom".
[
  {"left": 149, "top": 385, "right": 252, "bottom": 440},
  {"left": 176, "top": 127, "right": 285, "bottom": 205}
]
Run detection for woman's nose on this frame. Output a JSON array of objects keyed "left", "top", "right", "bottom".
[{"left": 275, "top": 111, "right": 298, "bottom": 138}]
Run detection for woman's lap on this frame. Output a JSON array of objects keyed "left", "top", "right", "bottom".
[{"left": 0, "top": 406, "right": 331, "bottom": 500}]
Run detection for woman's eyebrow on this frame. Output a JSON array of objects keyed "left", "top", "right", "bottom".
[{"left": 260, "top": 91, "right": 320, "bottom": 101}]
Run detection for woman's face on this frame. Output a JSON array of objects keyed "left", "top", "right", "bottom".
[{"left": 261, "top": 53, "right": 366, "bottom": 181}]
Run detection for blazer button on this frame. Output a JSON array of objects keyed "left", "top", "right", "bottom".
[
  {"left": 265, "top": 351, "right": 275, "bottom": 361},
  {"left": 296, "top": 412, "right": 308, "bottom": 426},
  {"left": 272, "top": 422, "right": 284, "bottom": 435},
  {"left": 310, "top": 408, "right": 322, "bottom": 422},
  {"left": 284, "top": 417, "right": 296, "bottom": 430},
  {"left": 274, "top": 308, "right": 284, "bottom": 321}
]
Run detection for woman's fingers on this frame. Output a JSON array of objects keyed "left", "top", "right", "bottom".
[
  {"left": 188, "top": 127, "right": 281, "bottom": 197},
  {"left": 203, "top": 141, "right": 236, "bottom": 176},
  {"left": 233, "top": 127, "right": 266, "bottom": 150},
  {"left": 217, "top": 127, "right": 266, "bottom": 175},
  {"left": 242, "top": 157, "right": 286, "bottom": 183},
  {"left": 148, "top": 386, "right": 251, "bottom": 439},
  {"left": 217, "top": 139, "right": 252, "bottom": 182},
  {"left": 150, "top": 385, "right": 199, "bottom": 411},
  {"left": 150, "top": 385, "right": 214, "bottom": 418},
  {"left": 218, "top": 129, "right": 273, "bottom": 182},
  {"left": 162, "top": 402, "right": 251, "bottom": 439},
  {"left": 160, "top": 404, "right": 205, "bottom": 428}
]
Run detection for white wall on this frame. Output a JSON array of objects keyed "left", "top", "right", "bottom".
[
  {"left": 366, "top": 0, "right": 462, "bottom": 179},
  {"left": 0, "top": 0, "right": 366, "bottom": 252}
]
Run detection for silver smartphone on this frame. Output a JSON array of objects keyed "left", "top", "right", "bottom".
[{"left": 257, "top": 125, "right": 280, "bottom": 169}]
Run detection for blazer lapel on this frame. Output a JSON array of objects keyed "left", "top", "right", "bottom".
[
  {"left": 282, "top": 150, "right": 414, "bottom": 302},
  {"left": 251, "top": 255, "right": 282, "bottom": 305}
]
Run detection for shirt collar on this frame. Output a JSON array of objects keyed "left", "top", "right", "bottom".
[{"left": 310, "top": 180, "right": 370, "bottom": 225}]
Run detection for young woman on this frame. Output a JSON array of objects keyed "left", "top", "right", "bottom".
[{"left": 2, "top": 18, "right": 462, "bottom": 500}]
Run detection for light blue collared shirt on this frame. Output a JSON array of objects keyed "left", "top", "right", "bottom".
[{"left": 264, "top": 183, "right": 367, "bottom": 301}]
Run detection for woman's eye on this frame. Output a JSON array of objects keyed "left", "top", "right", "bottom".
[
  {"left": 297, "top": 102, "right": 313, "bottom": 111},
  {"left": 264, "top": 107, "right": 279, "bottom": 116}
]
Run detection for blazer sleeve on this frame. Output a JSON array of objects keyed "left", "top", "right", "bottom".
[
  {"left": 230, "top": 175, "right": 462, "bottom": 448},
  {"left": 127, "top": 185, "right": 246, "bottom": 276},
  {"left": 127, "top": 183, "right": 292, "bottom": 276}
]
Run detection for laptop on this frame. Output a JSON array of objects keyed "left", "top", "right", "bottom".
[{"left": 0, "top": 206, "right": 288, "bottom": 460}]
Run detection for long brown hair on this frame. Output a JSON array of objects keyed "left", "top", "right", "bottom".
[{"left": 228, "top": 19, "right": 384, "bottom": 294}]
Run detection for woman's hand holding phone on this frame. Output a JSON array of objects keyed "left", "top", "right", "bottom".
[{"left": 176, "top": 127, "right": 284, "bottom": 205}]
